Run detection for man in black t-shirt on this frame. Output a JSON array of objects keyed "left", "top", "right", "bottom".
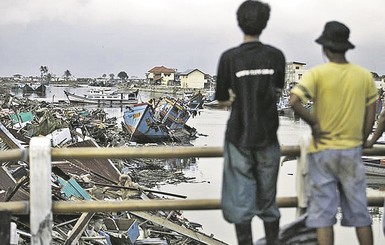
[{"left": 215, "top": 1, "right": 285, "bottom": 244}]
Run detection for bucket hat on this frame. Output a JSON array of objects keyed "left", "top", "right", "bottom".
[{"left": 315, "top": 21, "right": 355, "bottom": 51}]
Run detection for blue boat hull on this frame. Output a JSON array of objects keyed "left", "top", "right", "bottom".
[
  {"left": 122, "top": 97, "right": 196, "bottom": 143},
  {"left": 123, "top": 103, "right": 170, "bottom": 143}
]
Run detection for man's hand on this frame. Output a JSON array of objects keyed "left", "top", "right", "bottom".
[
  {"left": 290, "top": 93, "right": 330, "bottom": 149},
  {"left": 216, "top": 89, "right": 236, "bottom": 109},
  {"left": 311, "top": 123, "right": 330, "bottom": 149}
]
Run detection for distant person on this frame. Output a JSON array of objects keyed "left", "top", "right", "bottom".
[
  {"left": 215, "top": 1, "right": 285, "bottom": 244},
  {"left": 290, "top": 21, "right": 377, "bottom": 245}
]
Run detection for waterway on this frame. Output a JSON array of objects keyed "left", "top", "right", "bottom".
[
  {"left": 161, "top": 109, "right": 385, "bottom": 245},
  {"left": 13, "top": 85, "right": 385, "bottom": 244}
]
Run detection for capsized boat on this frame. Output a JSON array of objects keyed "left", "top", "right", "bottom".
[
  {"left": 64, "top": 89, "right": 139, "bottom": 105},
  {"left": 23, "top": 83, "right": 47, "bottom": 95},
  {"left": 122, "top": 97, "right": 197, "bottom": 143}
]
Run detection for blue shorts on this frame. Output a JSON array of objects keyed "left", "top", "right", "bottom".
[
  {"left": 306, "top": 147, "right": 372, "bottom": 228},
  {"left": 221, "top": 141, "right": 281, "bottom": 224}
]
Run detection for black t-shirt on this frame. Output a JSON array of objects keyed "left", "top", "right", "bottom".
[{"left": 215, "top": 41, "right": 285, "bottom": 149}]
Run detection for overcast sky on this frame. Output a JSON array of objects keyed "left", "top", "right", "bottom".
[{"left": 1, "top": 0, "right": 384, "bottom": 78}]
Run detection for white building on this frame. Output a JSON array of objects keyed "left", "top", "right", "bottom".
[
  {"left": 179, "top": 69, "right": 206, "bottom": 89},
  {"left": 147, "top": 66, "right": 176, "bottom": 86},
  {"left": 285, "top": 61, "right": 307, "bottom": 90}
]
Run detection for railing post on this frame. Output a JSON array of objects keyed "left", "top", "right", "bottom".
[
  {"left": 0, "top": 211, "right": 11, "bottom": 244},
  {"left": 29, "top": 137, "right": 52, "bottom": 244}
]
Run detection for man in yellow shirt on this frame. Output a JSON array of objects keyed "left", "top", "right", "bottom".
[{"left": 290, "top": 21, "right": 377, "bottom": 245}]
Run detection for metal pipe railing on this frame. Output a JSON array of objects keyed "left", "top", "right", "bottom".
[
  {"left": 1, "top": 196, "right": 383, "bottom": 215},
  {"left": 1, "top": 138, "right": 385, "bottom": 244},
  {"left": 0, "top": 148, "right": 26, "bottom": 161},
  {"left": 3, "top": 145, "right": 385, "bottom": 162}
]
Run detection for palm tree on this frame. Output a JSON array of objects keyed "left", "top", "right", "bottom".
[
  {"left": 40, "top": 66, "right": 48, "bottom": 79},
  {"left": 64, "top": 70, "right": 72, "bottom": 82}
]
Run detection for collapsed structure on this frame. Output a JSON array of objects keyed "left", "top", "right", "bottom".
[{"left": 0, "top": 94, "right": 225, "bottom": 245}]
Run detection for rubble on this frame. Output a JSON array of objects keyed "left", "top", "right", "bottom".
[{"left": 0, "top": 92, "right": 225, "bottom": 245}]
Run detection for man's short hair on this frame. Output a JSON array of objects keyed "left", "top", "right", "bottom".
[{"left": 237, "top": 0, "right": 270, "bottom": 36}]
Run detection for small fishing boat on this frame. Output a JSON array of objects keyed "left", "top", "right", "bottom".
[
  {"left": 64, "top": 89, "right": 139, "bottom": 105},
  {"left": 23, "top": 83, "right": 47, "bottom": 95},
  {"left": 122, "top": 97, "right": 196, "bottom": 143},
  {"left": 202, "top": 99, "right": 236, "bottom": 111},
  {"left": 362, "top": 157, "right": 385, "bottom": 177},
  {"left": 281, "top": 155, "right": 385, "bottom": 178}
]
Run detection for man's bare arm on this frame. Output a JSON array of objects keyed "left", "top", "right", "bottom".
[
  {"left": 289, "top": 93, "right": 329, "bottom": 148},
  {"left": 363, "top": 102, "right": 377, "bottom": 147},
  {"left": 289, "top": 94, "right": 317, "bottom": 127}
]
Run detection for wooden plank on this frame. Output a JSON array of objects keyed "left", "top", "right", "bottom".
[
  {"left": 0, "top": 167, "right": 29, "bottom": 202},
  {"left": 64, "top": 213, "right": 94, "bottom": 245},
  {"left": 0, "top": 122, "right": 26, "bottom": 150},
  {"left": 131, "top": 211, "right": 227, "bottom": 245}
]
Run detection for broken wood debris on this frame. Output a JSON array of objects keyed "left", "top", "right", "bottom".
[{"left": 0, "top": 92, "right": 225, "bottom": 244}]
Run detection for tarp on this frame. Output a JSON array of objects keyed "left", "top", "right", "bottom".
[
  {"left": 10, "top": 112, "right": 34, "bottom": 124},
  {"left": 58, "top": 177, "right": 92, "bottom": 200}
]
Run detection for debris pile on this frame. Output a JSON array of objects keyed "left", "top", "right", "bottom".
[
  {"left": 0, "top": 93, "right": 225, "bottom": 244},
  {"left": 1, "top": 94, "right": 122, "bottom": 147}
]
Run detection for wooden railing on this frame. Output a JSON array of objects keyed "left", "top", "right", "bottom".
[{"left": 0, "top": 137, "right": 385, "bottom": 244}]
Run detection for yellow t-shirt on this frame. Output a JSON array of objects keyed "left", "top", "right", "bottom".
[{"left": 291, "top": 62, "right": 378, "bottom": 153}]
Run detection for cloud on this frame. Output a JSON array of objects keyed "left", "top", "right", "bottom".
[
  {"left": 0, "top": 0, "right": 237, "bottom": 28},
  {"left": 0, "top": 0, "right": 384, "bottom": 77}
]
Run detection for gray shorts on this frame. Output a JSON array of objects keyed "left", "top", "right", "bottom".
[
  {"left": 306, "top": 147, "right": 372, "bottom": 228},
  {"left": 221, "top": 141, "right": 281, "bottom": 224}
]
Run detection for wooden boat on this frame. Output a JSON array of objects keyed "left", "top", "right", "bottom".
[
  {"left": 122, "top": 103, "right": 168, "bottom": 142},
  {"left": 122, "top": 97, "right": 196, "bottom": 143},
  {"left": 64, "top": 89, "right": 139, "bottom": 105},
  {"left": 362, "top": 157, "right": 385, "bottom": 177},
  {"left": 203, "top": 99, "right": 219, "bottom": 108},
  {"left": 23, "top": 83, "right": 46, "bottom": 94},
  {"left": 281, "top": 155, "right": 385, "bottom": 178},
  {"left": 185, "top": 91, "right": 204, "bottom": 112}
]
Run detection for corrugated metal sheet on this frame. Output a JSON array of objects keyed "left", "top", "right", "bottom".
[
  {"left": 0, "top": 123, "right": 29, "bottom": 201},
  {"left": 53, "top": 139, "right": 121, "bottom": 185}
]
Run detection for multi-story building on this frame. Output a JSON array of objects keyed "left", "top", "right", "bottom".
[
  {"left": 147, "top": 66, "right": 176, "bottom": 86},
  {"left": 179, "top": 69, "right": 206, "bottom": 89},
  {"left": 285, "top": 61, "right": 307, "bottom": 91}
]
